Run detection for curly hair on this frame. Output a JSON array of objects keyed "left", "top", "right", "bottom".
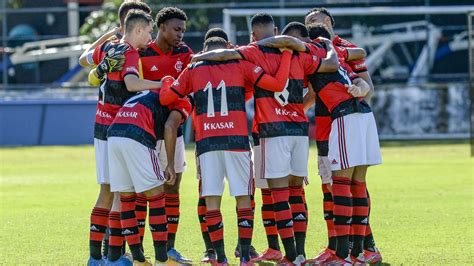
[{"left": 155, "top": 7, "right": 187, "bottom": 27}]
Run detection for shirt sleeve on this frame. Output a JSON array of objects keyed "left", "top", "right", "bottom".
[
  {"left": 169, "top": 67, "right": 192, "bottom": 97},
  {"left": 346, "top": 59, "right": 368, "bottom": 73},
  {"left": 240, "top": 60, "right": 265, "bottom": 86},
  {"left": 300, "top": 50, "right": 322, "bottom": 75},
  {"left": 236, "top": 44, "right": 260, "bottom": 64},
  {"left": 120, "top": 49, "right": 140, "bottom": 79},
  {"left": 169, "top": 97, "right": 192, "bottom": 122},
  {"left": 92, "top": 43, "right": 104, "bottom": 65}
]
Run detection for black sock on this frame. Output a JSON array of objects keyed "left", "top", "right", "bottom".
[
  {"left": 202, "top": 232, "right": 213, "bottom": 251},
  {"left": 130, "top": 244, "right": 145, "bottom": 262},
  {"left": 167, "top": 236, "right": 176, "bottom": 251},
  {"left": 267, "top": 235, "right": 280, "bottom": 250},
  {"left": 90, "top": 242, "right": 102, "bottom": 260},
  {"left": 214, "top": 244, "right": 226, "bottom": 263},
  {"left": 294, "top": 232, "right": 306, "bottom": 257},
  {"left": 282, "top": 238, "right": 297, "bottom": 262},
  {"left": 107, "top": 246, "right": 122, "bottom": 262},
  {"left": 121, "top": 240, "right": 126, "bottom": 255},
  {"left": 328, "top": 237, "right": 337, "bottom": 251},
  {"left": 154, "top": 243, "right": 168, "bottom": 262},
  {"left": 364, "top": 233, "right": 376, "bottom": 251},
  {"left": 336, "top": 235, "right": 350, "bottom": 259},
  {"left": 101, "top": 229, "right": 109, "bottom": 258},
  {"left": 351, "top": 235, "right": 364, "bottom": 257}
]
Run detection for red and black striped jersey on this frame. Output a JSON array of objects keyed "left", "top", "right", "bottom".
[
  {"left": 139, "top": 42, "right": 193, "bottom": 81},
  {"left": 169, "top": 59, "right": 265, "bottom": 156},
  {"left": 236, "top": 43, "right": 321, "bottom": 138},
  {"left": 107, "top": 90, "right": 191, "bottom": 149},
  {"left": 333, "top": 35, "right": 368, "bottom": 73},
  {"left": 92, "top": 40, "right": 139, "bottom": 140}
]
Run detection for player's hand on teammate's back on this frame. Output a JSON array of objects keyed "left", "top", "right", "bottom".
[
  {"left": 95, "top": 43, "right": 129, "bottom": 78},
  {"left": 346, "top": 84, "right": 368, "bottom": 97},
  {"left": 165, "top": 164, "right": 176, "bottom": 185},
  {"left": 279, "top": 47, "right": 293, "bottom": 53}
]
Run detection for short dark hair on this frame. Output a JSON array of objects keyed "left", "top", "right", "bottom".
[
  {"left": 118, "top": 0, "right": 151, "bottom": 26},
  {"left": 155, "top": 7, "right": 187, "bottom": 27},
  {"left": 204, "top": 28, "right": 228, "bottom": 42},
  {"left": 306, "top": 7, "right": 335, "bottom": 26},
  {"left": 124, "top": 10, "right": 153, "bottom": 33},
  {"left": 307, "top": 23, "right": 331, "bottom": 40},
  {"left": 250, "top": 13, "right": 274, "bottom": 28},
  {"left": 282, "top": 22, "right": 309, "bottom": 38},
  {"left": 204, "top": 37, "right": 228, "bottom": 51}
]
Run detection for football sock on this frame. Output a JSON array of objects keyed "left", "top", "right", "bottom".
[
  {"left": 148, "top": 193, "right": 168, "bottom": 262},
  {"left": 107, "top": 211, "right": 123, "bottom": 261},
  {"left": 135, "top": 193, "right": 148, "bottom": 247},
  {"left": 271, "top": 187, "right": 297, "bottom": 262},
  {"left": 364, "top": 189, "right": 377, "bottom": 251},
  {"left": 198, "top": 196, "right": 213, "bottom": 250},
  {"left": 322, "top": 184, "right": 337, "bottom": 251},
  {"left": 102, "top": 227, "right": 109, "bottom": 258},
  {"left": 206, "top": 210, "right": 226, "bottom": 263},
  {"left": 332, "top": 176, "right": 353, "bottom": 259},
  {"left": 89, "top": 207, "right": 109, "bottom": 260},
  {"left": 289, "top": 186, "right": 307, "bottom": 257},
  {"left": 237, "top": 208, "right": 254, "bottom": 262},
  {"left": 351, "top": 180, "right": 369, "bottom": 257},
  {"left": 165, "top": 193, "right": 180, "bottom": 250},
  {"left": 120, "top": 194, "right": 145, "bottom": 262},
  {"left": 261, "top": 188, "right": 280, "bottom": 250}
]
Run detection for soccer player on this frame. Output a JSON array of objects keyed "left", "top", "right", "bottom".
[
  {"left": 107, "top": 78, "right": 192, "bottom": 265},
  {"left": 79, "top": 10, "right": 165, "bottom": 265},
  {"left": 160, "top": 36, "right": 293, "bottom": 265},
  {"left": 137, "top": 7, "right": 193, "bottom": 263},
  {"left": 305, "top": 23, "right": 381, "bottom": 265},
  {"left": 191, "top": 13, "right": 339, "bottom": 264},
  {"left": 305, "top": 7, "right": 382, "bottom": 264}
]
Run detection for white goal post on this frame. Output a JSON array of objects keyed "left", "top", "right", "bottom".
[{"left": 223, "top": 5, "right": 474, "bottom": 43}]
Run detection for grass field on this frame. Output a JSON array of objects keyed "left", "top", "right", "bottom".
[{"left": 0, "top": 142, "right": 473, "bottom": 265}]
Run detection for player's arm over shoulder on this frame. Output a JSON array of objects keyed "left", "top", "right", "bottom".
[{"left": 191, "top": 49, "right": 242, "bottom": 63}]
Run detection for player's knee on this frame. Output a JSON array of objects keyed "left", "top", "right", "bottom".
[
  {"left": 288, "top": 175, "right": 304, "bottom": 187},
  {"left": 235, "top": 195, "right": 252, "bottom": 209},
  {"left": 144, "top": 185, "right": 165, "bottom": 197},
  {"left": 164, "top": 174, "right": 181, "bottom": 193}
]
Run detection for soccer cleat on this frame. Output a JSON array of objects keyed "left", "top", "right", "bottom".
[
  {"left": 351, "top": 253, "right": 366, "bottom": 265},
  {"left": 364, "top": 248, "right": 382, "bottom": 264},
  {"left": 201, "top": 249, "right": 217, "bottom": 263},
  {"left": 167, "top": 248, "right": 192, "bottom": 264},
  {"left": 234, "top": 244, "right": 259, "bottom": 259},
  {"left": 87, "top": 256, "right": 106, "bottom": 266},
  {"left": 132, "top": 260, "right": 152, "bottom": 266},
  {"left": 240, "top": 258, "right": 255, "bottom": 266},
  {"left": 251, "top": 248, "right": 283, "bottom": 262},
  {"left": 306, "top": 247, "right": 334, "bottom": 264},
  {"left": 277, "top": 256, "right": 296, "bottom": 266},
  {"left": 154, "top": 260, "right": 168, "bottom": 266},
  {"left": 324, "top": 254, "right": 352, "bottom": 266},
  {"left": 211, "top": 258, "right": 229, "bottom": 266},
  {"left": 293, "top": 255, "right": 306, "bottom": 266},
  {"left": 105, "top": 256, "right": 133, "bottom": 266}
]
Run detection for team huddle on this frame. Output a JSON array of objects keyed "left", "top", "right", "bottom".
[{"left": 79, "top": 1, "right": 382, "bottom": 265}]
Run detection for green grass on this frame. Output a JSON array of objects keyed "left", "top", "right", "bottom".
[{"left": 0, "top": 142, "right": 473, "bottom": 265}]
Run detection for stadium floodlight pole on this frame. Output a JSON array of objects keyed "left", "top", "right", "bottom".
[{"left": 468, "top": 12, "right": 474, "bottom": 156}]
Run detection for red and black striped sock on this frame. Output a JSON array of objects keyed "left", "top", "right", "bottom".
[
  {"left": 261, "top": 189, "right": 280, "bottom": 250},
  {"left": 89, "top": 207, "right": 109, "bottom": 259},
  {"left": 322, "top": 184, "right": 337, "bottom": 251},
  {"left": 120, "top": 194, "right": 145, "bottom": 262},
  {"left": 135, "top": 193, "right": 147, "bottom": 247},
  {"left": 198, "top": 196, "right": 213, "bottom": 251},
  {"left": 107, "top": 211, "right": 124, "bottom": 261},
  {"left": 237, "top": 208, "right": 254, "bottom": 262},
  {"left": 206, "top": 209, "right": 226, "bottom": 263},
  {"left": 289, "top": 186, "right": 307, "bottom": 257},
  {"left": 271, "top": 187, "right": 297, "bottom": 262},
  {"left": 351, "top": 180, "right": 369, "bottom": 257},
  {"left": 364, "top": 189, "right": 376, "bottom": 251},
  {"left": 332, "top": 176, "right": 353, "bottom": 259},
  {"left": 165, "top": 193, "right": 180, "bottom": 250},
  {"left": 148, "top": 193, "right": 168, "bottom": 262}
]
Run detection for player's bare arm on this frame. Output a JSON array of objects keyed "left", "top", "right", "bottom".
[
  {"left": 79, "top": 27, "right": 120, "bottom": 67},
  {"left": 164, "top": 111, "right": 182, "bottom": 185},
  {"left": 358, "top": 72, "right": 374, "bottom": 101},
  {"left": 256, "top": 35, "right": 307, "bottom": 52},
  {"left": 346, "top": 47, "right": 366, "bottom": 61},
  {"left": 346, "top": 77, "right": 370, "bottom": 97},
  {"left": 317, "top": 37, "right": 339, "bottom": 72},
  {"left": 190, "top": 49, "right": 242, "bottom": 63},
  {"left": 303, "top": 83, "right": 316, "bottom": 111},
  {"left": 123, "top": 75, "right": 164, "bottom": 92}
]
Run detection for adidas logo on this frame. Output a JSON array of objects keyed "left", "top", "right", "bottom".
[
  {"left": 122, "top": 229, "right": 134, "bottom": 235},
  {"left": 90, "top": 225, "right": 99, "bottom": 232},
  {"left": 294, "top": 214, "right": 307, "bottom": 221},
  {"left": 238, "top": 220, "right": 252, "bottom": 227},
  {"left": 137, "top": 221, "right": 145, "bottom": 226},
  {"left": 324, "top": 213, "right": 329, "bottom": 218},
  {"left": 361, "top": 217, "right": 368, "bottom": 224},
  {"left": 150, "top": 65, "right": 158, "bottom": 71},
  {"left": 332, "top": 159, "right": 338, "bottom": 165},
  {"left": 285, "top": 220, "right": 294, "bottom": 227},
  {"left": 347, "top": 218, "right": 352, "bottom": 224},
  {"left": 218, "top": 222, "right": 224, "bottom": 228}
]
